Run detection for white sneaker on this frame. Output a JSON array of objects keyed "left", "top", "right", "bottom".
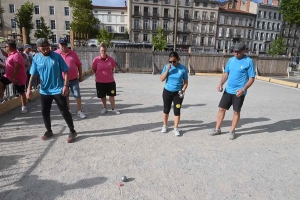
[
  {"left": 21, "top": 106, "right": 27, "bottom": 114},
  {"left": 161, "top": 125, "right": 168, "bottom": 133},
  {"left": 112, "top": 109, "right": 120, "bottom": 115},
  {"left": 77, "top": 111, "right": 86, "bottom": 119},
  {"left": 173, "top": 128, "right": 181, "bottom": 136},
  {"left": 101, "top": 108, "right": 107, "bottom": 114}
]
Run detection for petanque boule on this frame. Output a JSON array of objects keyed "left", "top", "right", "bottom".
[{"left": 121, "top": 176, "right": 127, "bottom": 182}]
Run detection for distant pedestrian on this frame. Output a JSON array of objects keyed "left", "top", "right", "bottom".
[
  {"left": 210, "top": 42, "right": 255, "bottom": 140},
  {"left": 92, "top": 42, "right": 120, "bottom": 115},
  {"left": 160, "top": 51, "right": 188, "bottom": 136},
  {"left": 26, "top": 38, "right": 77, "bottom": 143}
]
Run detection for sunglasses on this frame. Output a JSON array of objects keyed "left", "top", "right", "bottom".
[
  {"left": 169, "top": 60, "right": 177, "bottom": 63},
  {"left": 5, "top": 46, "right": 9, "bottom": 48}
]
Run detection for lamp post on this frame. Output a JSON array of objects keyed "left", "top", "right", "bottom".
[{"left": 173, "top": 0, "right": 178, "bottom": 51}]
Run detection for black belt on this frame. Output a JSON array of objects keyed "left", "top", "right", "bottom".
[{"left": 70, "top": 78, "right": 78, "bottom": 81}]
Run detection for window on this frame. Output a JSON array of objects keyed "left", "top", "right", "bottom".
[
  {"left": 258, "top": 11, "right": 262, "bottom": 18},
  {"left": 144, "top": 0, "right": 149, "bottom": 2},
  {"left": 272, "top": 23, "right": 275, "bottom": 30},
  {"left": 183, "top": 36, "right": 187, "bottom": 44},
  {"left": 194, "top": 11, "right": 199, "bottom": 19},
  {"left": 107, "top": 15, "right": 112, "bottom": 22},
  {"left": 226, "top": 28, "right": 230, "bottom": 37},
  {"left": 241, "top": 29, "right": 244, "bottom": 38},
  {"left": 143, "top": 20, "right": 149, "bottom": 29},
  {"left": 263, "top": 11, "right": 267, "bottom": 18},
  {"left": 201, "top": 24, "right": 206, "bottom": 33},
  {"left": 253, "top": 43, "right": 257, "bottom": 51},
  {"left": 163, "top": 21, "right": 168, "bottom": 30},
  {"left": 209, "top": 24, "right": 214, "bottom": 33},
  {"left": 185, "top": 0, "right": 190, "bottom": 6},
  {"left": 259, "top": 44, "right": 262, "bottom": 51},
  {"left": 262, "top": 22, "right": 265, "bottom": 29},
  {"left": 65, "top": 21, "right": 70, "bottom": 30},
  {"left": 106, "top": 26, "right": 112, "bottom": 32},
  {"left": 277, "top": 23, "right": 281, "bottom": 30},
  {"left": 36, "top": 20, "right": 41, "bottom": 29},
  {"left": 210, "top": 12, "right": 215, "bottom": 20},
  {"left": 256, "top": 21, "right": 260, "bottom": 29},
  {"left": 273, "top": 13, "right": 277, "bottom": 19},
  {"left": 143, "top": 34, "right": 148, "bottom": 42},
  {"left": 218, "top": 27, "right": 223, "bottom": 37},
  {"left": 271, "top": 33, "right": 274, "bottom": 39},
  {"left": 9, "top": 4, "right": 15, "bottom": 13},
  {"left": 66, "top": 35, "right": 70, "bottom": 43},
  {"left": 121, "top": 12, "right": 124, "bottom": 14},
  {"left": 120, "top": 26, "right": 125, "bottom": 33},
  {"left": 153, "top": 21, "right": 157, "bottom": 30},
  {"left": 267, "top": 22, "right": 270, "bottom": 30},
  {"left": 200, "top": 37, "right": 204, "bottom": 45},
  {"left": 242, "top": 18, "right": 246, "bottom": 26},
  {"left": 183, "top": 22, "right": 188, "bottom": 31},
  {"left": 193, "top": 24, "right": 198, "bottom": 32},
  {"left": 235, "top": 17, "right": 239, "bottom": 26},
  {"left": 52, "top": 34, "right": 57, "bottom": 43},
  {"left": 184, "top": 10, "right": 189, "bottom": 18},
  {"left": 192, "top": 36, "right": 197, "bottom": 45},
  {"left": 164, "top": 0, "right": 170, "bottom": 4},
  {"left": 208, "top": 37, "right": 212, "bottom": 46},
  {"left": 260, "top": 33, "right": 264, "bottom": 40},
  {"left": 153, "top": 8, "right": 158, "bottom": 17},
  {"left": 134, "top": 33, "right": 139, "bottom": 42},
  {"left": 50, "top": 20, "right": 56, "bottom": 29},
  {"left": 34, "top": 6, "right": 40, "bottom": 14},
  {"left": 134, "top": 19, "right": 139, "bottom": 29},
  {"left": 64, "top": 7, "right": 70, "bottom": 16},
  {"left": 248, "top": 19, "right": 253, "bottom": 27},
  {"left": 164, "top": 9, "right": 169, "bottom": 17},
  {"left": 203, "top": 3, "right": 208, "bottom": 7},
  {"left": 11, "top": 19, "right": 16, "bottom": 28},
  {"left": 220, "top": 15, "right": 225, "bottom": 24},
  {"left": 247, "top": 30, "right": 252, "bottom": 39},
  {"left": 49, "top": 6, "right": 55, "bottom": 15},
  {"left": 153, "top": 0, "right": 158, "bottom": 3},
  {"left": 295, "top": 30, "right": 298, "bottom": 37},
  {"left": 278, "top": 14, "right": 282, "bottom": 20},
  {"left": 227, "top": 17, "right": 232, "bottom": 25},
  {"left": 195, "top": 2, "right": 200, "bottom": 6},
  {"left": 202, "top": 12, "right": 207, "bottom": 20},
  {"left": 233, "top": 29, "right": 237, "bottom": 36},
  {"left": 120, "top": 16, "right": 125, "bottom": 23},
  {"left": 269, "top": 12, "right": 272, "bottom": 19}
]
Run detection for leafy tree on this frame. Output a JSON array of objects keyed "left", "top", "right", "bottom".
[
  {"left": 97, "top": 28, "right": 114, "bottom": 47},
  {"left": 0, "top": 6, "right": 4, "bottom": 14},
  {"left": 34, "top": 17, "right": 53, "bottom": 40},
  {"left": 267, "top": 36, "right": 286, "bottom": 56},
  {"left": 69, "top": 0, "right": 100, "bottom": 39},
  {"left": 124, "top": 29, "right": 129, "bottom": 40},
  {"left": 152, "top": 27, "right": 167, "bottom": 51},
  {"left": 14, "top": 1, "right": 34, "bottom": 43},
  {"left": 280, "top": 0, "right": 300, "bottom": 25}
]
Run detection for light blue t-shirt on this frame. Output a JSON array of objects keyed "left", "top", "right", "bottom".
[
  {"left": 30, "top": 51, "right": 69, "bottom": 95},
  {"left": 224, "top": 56, "right": 255, "bottom": 95},
  {"left": 161, "top": 63, "right": 188, "bottom": 92}
]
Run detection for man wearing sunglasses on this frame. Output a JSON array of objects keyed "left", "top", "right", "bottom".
[
  {"left": 210, "top": 42, "right": 255, "bottom": 140},
  {"left": 26, "top": 38, "right": 77, "bottom": 143}
]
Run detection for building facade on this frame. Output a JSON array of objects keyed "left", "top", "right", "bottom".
[
  {"left": 251, "top": 2, "right": 283, "bottom": 53},
  {"left": 93, "top": 5, "right": 128, "bottom": 40},
  {"left": 127, "top": 0, "right": 219, "bottom": 51},
  {"left": 216, "top": 8, "right": 256, "bottom": 52},
  {"left": 281, "top": 22, "right": 300, "bottom": 56},
  {"left": 0, "top": 0, "right": 72, "bottom": 44}
]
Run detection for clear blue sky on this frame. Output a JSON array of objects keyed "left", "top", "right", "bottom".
[{"left": 91, "top": 0, "right": 266, "bottom": 7}]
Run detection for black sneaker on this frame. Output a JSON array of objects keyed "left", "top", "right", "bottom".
[
  {"left": 67, "top": 131, "right": 77, "bottom": 143},
  {"left": 41, "top": 131, "right": 53, "bottom": 140}
]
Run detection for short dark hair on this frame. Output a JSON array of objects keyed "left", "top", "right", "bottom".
[
  {"left": 7, "top": 41, "right": 17, "bottom": 50},
  {"left": 169, "top": 51, "right": 179, "bottom": 59}
]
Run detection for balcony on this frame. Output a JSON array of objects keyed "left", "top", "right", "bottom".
[
  {"left": 208, "top": 30, "right": 214, "bottom": 34},
  {"left": 134, "top": 26, "right": 142, "bottom": 30},
  {"left": 184, "top": 14, "right": 191, "bottom": 20},
  {"left": 133, "top": 11, "right": 141, "bottom": 16},
  {"left": 143, "top": 26, "right": 151, "bottom": 30},
  {"left": 163, "top": 13, "right": 170, "bottom": 18},
  {"left": 201, "top": 29, "right": 206, "bottom": 34},
  {"left": 193, "top": 17, "right": 201, "bottom": 21},
  {"left": 210, "top": 17, "right": 216, "bottom": 21},
  {"left": 233, "top": 35, "right": 241, "bottom": 39},
  {"left": 163, "top": 27, "right": 171, "bottom": 31},
  {"left": 144, "top": 12, "right": 151, "bottom": 17},
  {"left": 183, "top": 28, "right": 190, "bottom": 32},
  {"left": 202, "top": 16, "right": 208, "bottom": 21},
  {"left": 153, "top": 13, "right": 160, "bottom": 18}
]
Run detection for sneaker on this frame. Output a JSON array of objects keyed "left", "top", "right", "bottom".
[
  {"left": 21, "top": 106, "right": 27, "bottom": 114},
  {"left": 67, "top": 131, "right": 77, "bottom": 143},
  {"left": 112, "top": 109, "right": 120, "bottom": 115},
  {"left": 210, "top": 128, "right": 221, "bottom": 136},
  {"left": 101, "top": 108, "right": 107, "bottom": 114},
  {"left": 41, "top": 131, "right": 53, "bottom": 140},
  {"left": 228, "top": 130, "right": 236, "bottom": 140},
  {"left": 77, "top": 111, "right": 86, "bottom": 119},
  {"left": 161, "top": 125, "right": 168, "bottom": 133},
  {"left": 173, "top": 128, "right": 181, "bottom": 136}
]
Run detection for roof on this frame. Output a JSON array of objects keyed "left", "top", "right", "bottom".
[
  {"left": 219, "top": 7, "right": 256, "bottom": 16},
  {"left": 194, "top": 0, "right": 219, "bottom": 4},
  {"left": 93, "top": 5, "right": 127, "bottom": 10}
]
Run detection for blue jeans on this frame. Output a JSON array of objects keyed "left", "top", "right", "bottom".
[{"left": 68, "top": 79, "right": 81, "bottom": 98}]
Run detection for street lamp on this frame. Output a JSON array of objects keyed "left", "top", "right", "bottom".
[{"left": 174, "top": 0, "right": 178, "bottom": 51}]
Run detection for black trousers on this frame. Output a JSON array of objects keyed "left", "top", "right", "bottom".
[
  {"left": 41, "top": 94, "right": 74, "bottom": 133},
  {"left": 162, "top": 88, "right": 184, "bottom": 116}
]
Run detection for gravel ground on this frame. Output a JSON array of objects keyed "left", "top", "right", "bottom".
[{"left": 0, "top": 73, "right": 299, "bottom": 200}]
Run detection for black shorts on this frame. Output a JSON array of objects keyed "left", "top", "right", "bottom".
[
  {"left": 218, "top": 91, "right": 245, "bottom": 112},
  {"left": 0, "top": 76, "right": 25, "bottom": 93},
  {"left": 96, "top": 81, "right": 116, "bottom": 98}
]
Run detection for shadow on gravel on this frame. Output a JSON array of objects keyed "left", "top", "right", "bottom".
[
  {"left": 0, "top": 155, "right": 25, "bottom": 171},
  {"left": 235, "top": 118, "right": 300, "bottom": 139},
  {"left": 0, "top": 136, "right": 36, "bottom": 143},
  {"left": 0, "top": 175, "right": 107, "bottom": 200}
]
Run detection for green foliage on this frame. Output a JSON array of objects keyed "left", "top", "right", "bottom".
[
  {"left": 152, "top": 27, "right": 168, "bottom": 51},
  {"left": 69, "top": 0, "right": 100, "bottom": 39},
  {"left": 124, "top": 29, "right": 129, "bottom": 40},
  {"left": 14, "top": 1, "right": 34, "bottom": 43},
  {"left": 280, "top": 0, "right": 300, "bottom": 26},
  {"left": 34, "top": 17, "right": 53, "bottom": 40},
  {"left": 97, "top": 28, "right": 114, "bottom": 47},
  {"left": 267, "top": 36, "right": 286, "bottom": 56},
  {"left": 0, "top": 6, "right": 5, "bottom": 14}
]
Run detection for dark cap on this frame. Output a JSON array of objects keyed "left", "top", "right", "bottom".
[
  {"left": 233, "top": 42, "right": 246, "bottom": 52},
  {"left": 24, "top": 44, "right": 32, "bottom": 49},
  {"left": 36, "top": 38, "right": 50, "bottom": 47},
  {"left": 17, "top": 46, "right": 24, "bottom": 51},
  {"left": 58, "top": 38, "right": 68, "bottom": 44}
]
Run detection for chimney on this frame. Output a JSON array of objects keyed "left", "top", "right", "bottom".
[
  {"left": 125, "top": 1, "right": 127, "bottom": 7},
  {"left": 237, "top": 0, "right": 242, "bottom": 10},
  {"left": 272, "top": 0, "right": 279, "bottom": 5},
  {"left": 264, "top": 0, "right": 268, "bottom": 4},
  {"left": 246, "top": 0, "right": 251, "bottom": 12}
]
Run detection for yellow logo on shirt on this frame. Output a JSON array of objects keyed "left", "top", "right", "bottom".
[
  {"left": 111, "top": 90, "right": 115, "bottom": 94},
  {"left": 176, "top": 104, "right": 181, "bottom": 108}
]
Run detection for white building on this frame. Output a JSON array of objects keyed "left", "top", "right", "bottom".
[{"left": 93, "top": 5, "right": 128, "bottom": 40}]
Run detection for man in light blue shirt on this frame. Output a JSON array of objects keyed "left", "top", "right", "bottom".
[{"left": 210, "top": 42, "right": 255, "bottom": 140}]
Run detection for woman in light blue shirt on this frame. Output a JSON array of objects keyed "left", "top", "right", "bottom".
[{"left": 160, "top": 52, "right": 188, "bottom": 136}]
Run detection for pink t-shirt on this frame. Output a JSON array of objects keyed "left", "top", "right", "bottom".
[
  {"left": 92, "top": 56, "right": 116, "bottom": 83},
  {"left": 54, "top": 49, "right": 82, "bottom": 80},
  {"left": 4, "top": 51, "right": 26, "bottom": 85}
]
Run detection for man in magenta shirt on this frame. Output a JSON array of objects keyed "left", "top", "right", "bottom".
[
  {"left": 55, "top": 38, "right": 86, "bottom": 119},
  {"left": 92, "top": 42, "right": 120, "bottom": 115},
  {"left": 0, "top": 41, "right": 27, "bottom": 113}
]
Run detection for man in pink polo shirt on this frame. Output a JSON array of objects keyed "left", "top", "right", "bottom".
[
  {"left": 0, "top": 41, "right": 27, "bottom": 113},
  {"left": 92, "top": 42, "right": 120, "bottom": 115},
  {"left": 55, "top": 38, "right": 86, "bottom": 119}
]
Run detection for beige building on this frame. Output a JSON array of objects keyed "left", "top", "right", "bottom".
[
  {"left": 127, "top": 0, "right": 219, "bottom": 51},
  {"left": 0, "top": 0, "right": 72, "bottom": 44}
]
